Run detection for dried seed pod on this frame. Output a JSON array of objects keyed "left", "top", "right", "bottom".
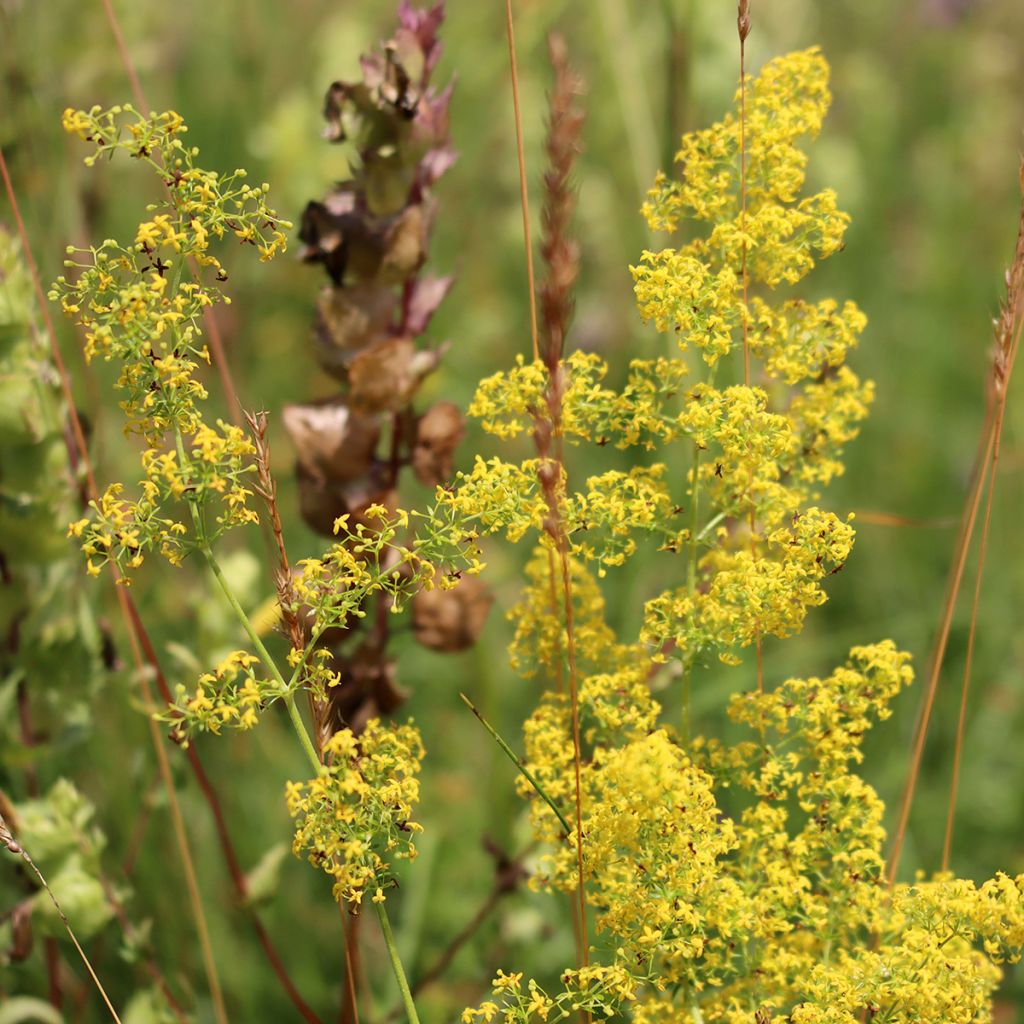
[
  {"left": 320, "top": 644, "right": 408, "bottom": 742},
  {"left": 380, "top": 203, "right": 428, "bottom": 282},
  {"left": 314, "top": 282, "right": 395, "bottom": 378},
  {"left": 295, "top": 460, "right": 394, "bottom": 538},
  {"left": 300, "top": 189, "right": 388, "bottom": 284},
  {"left": 411, "top": 574, "right": 493, "bottom": 652},
  {"left": 347, "top": 336, "right": 444, "bottom": 413},
  {"left": 282, "top": 399, "right": 381, "bottom": 484},
  {"left": 411, "top": 400, "right": 464, "bottom": 485}
]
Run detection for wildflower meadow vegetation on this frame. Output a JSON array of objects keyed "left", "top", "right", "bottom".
[{"left": 2, "top": 2, "right": 1024, "bottom": 1022}]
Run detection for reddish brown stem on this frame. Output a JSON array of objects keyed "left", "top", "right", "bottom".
[{"left": 890, "top": 161, "right": 1024, "bottom": 883}]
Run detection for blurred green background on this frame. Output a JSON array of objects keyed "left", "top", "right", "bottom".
[{"left": 2, "top": 0, "right": 1024, "bottom": 1019}]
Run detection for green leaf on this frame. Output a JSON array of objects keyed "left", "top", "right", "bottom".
[
  {"left": 0, "top": 996, "right": 65, "bottom": 1024},
  {"left": 242, "top": 841, "right": 289, "bottom": 908}
]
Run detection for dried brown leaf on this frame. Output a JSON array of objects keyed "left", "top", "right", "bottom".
[
  {"left": 411, "top": 575, "right": 492, "bottom": 652},
  {"left": 411, "top": 400, "right": 464, "bottom": 485}
]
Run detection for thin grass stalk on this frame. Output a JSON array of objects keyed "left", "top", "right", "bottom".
[
  {"left": 941, "top": 437, "right": 997, "bottom": 872},
  {"left": 504, "top": 0, "right": 539, "bottom": 361},
  {"left": 533, "top": 386, "right": 591, "bottom": 981},
  {"left": 887, "top": 417, "right": 994, "bottom": 884},
  {"left": 92, "top": 865, "right": 189, "bottom": 1022},
  {"left": 2, "top": 817, "right": 123, "bottom": 1024},
  {"left": 891, "top": 163, "right": 1024, "bottom": 884},
  {"left": 340, "top": 907, "right": 361, "bottom": 1024},
  {"left": 737, "top": 2, "right": 764, "bottom": 699},
  {"left": 1, "top": 144, "right": 323, "bottom": 1024},
  {"left": 539, "top": 32, "right": 583, "bottom": 700},
  {"left": 121, "top": 619, "right": 231, "bottom": 1024},
  {"left": 508, "top": 2, "right": 589, "bottom": 977},
  {"left": 555, "top": 525, "right": 590, "bottom": 972},
  {"left": 539, "top": 32, "right": 584, "bottom": 366},
  {"left": 942, "top": 168, "right": 1024, "bottom": 871},
  {"left": 245, "top": 411, "right": 318, "bottom": 748},
  {"left": 461, "top": 693, "right": 572, "bottom": 835}
]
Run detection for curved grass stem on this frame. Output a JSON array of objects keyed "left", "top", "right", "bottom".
[{"left": 460, "top": 693, "right": 573, "bottom": 836}]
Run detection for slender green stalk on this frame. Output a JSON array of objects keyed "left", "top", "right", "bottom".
[
  {"left": 682, "top": 436, "right": 702, "bottom": 741},
  {"left": 199, "top": 544, "right": 322, "bottom": 775},
  {"left": 375, "top": 901, "right": 420, "bottom": 1024},
  {"left": 172, "top": 427, "right": 322, "bottom": 775},
  {"left": 681, "top": 661, "right": 693, "bottom": 747},
  {"left": 681, "top": 362, "right": 718, "bottom": 738},
  {"left": 460, "top": 693, "right": 573, "bottom": 836}
]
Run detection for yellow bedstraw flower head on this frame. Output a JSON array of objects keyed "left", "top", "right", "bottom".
[
  {"left": 49, "top": 106, "right": 292, "bottom": 583},
  {"left": 456, "top": 45, "right": 1024, "bottom": 1024},
  {"left": 286, "top": 719, "right": 425, "bottom": 906}
]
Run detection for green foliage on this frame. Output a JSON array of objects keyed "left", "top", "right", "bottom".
[{"left": 3, "top": 2, "right": 1024, "bottom": 1021}]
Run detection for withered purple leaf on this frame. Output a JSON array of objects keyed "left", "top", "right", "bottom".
[
  {"left": 404, "top": 272, "right": 453, "bottom": 335},
  {"left": 314, "top": 282, "right": 396, "bottom": 379},
  {"left": 397, "top": 1, "right": 446, "bottom": 80}
]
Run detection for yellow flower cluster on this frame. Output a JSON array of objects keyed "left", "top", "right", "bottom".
[
  {"left": 165, "top": 650, "right": 267, "bottom": 737},
  {"left": 458, "top": 47, "right": 1024, "bottom": 1024},
  {"left": 471, "top": 351, "right": 688, "bottom": 450},
  {"left": 462, "top": 962, "right": 645, "bottom": 1023},
  {"left": 287, "top": 504, "right": 486, "bottom": 653},
  {"left": 285, "top": 720, "right": 425, "bottom": 906},
  {"left": 51, "top": 106, "right": 292, "bottom": 582},
  {"left": 509, "top": 580, "right": 1024, "bottom": 1021}
]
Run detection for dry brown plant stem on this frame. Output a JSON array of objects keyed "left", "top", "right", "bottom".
[
  {"left": 340, "top": 908, "right": 361, "bottom": 1024},
  {"left": 942, "top": 166, "right": 1024, "bottom": 871},
  {"left": 891, "top": 161, "right": 1024, "bottom": 883},
  {"left": 532, "top": 30, "right": 590, "bottom": 984},
  {"left": 537, "top": 32, "right": 583, "bottom": 715},
  {"left": 1, "top": 816, "right": 123, "bottom": 1024},
  {"left": 1, "top": 146, "right": 323, "bottom": 1024},
  {"left": 887, "top": 416, "right": 994, "bottom": 884},
  {"left": 504, "top": 0, "right": 540, "bottom": 361}
]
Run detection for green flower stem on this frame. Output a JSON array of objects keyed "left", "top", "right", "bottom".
[
  {"left": 284, "top": 621, "right": 327, "bottom": 690},
  {"left": 682, "top": 361, "right": 717, "bottom": 742},
  {"left": 460, "top": 692, "right": 574, "bottom": 837},
  {"left": 199, "top": 543, "right": 322, "bottom": 775},
  {"left": 375, "top": 899, "right": 421, "bottom": 1024},
  {"left": 171, "top": 426, "right": 322, "bottom": 775}
]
